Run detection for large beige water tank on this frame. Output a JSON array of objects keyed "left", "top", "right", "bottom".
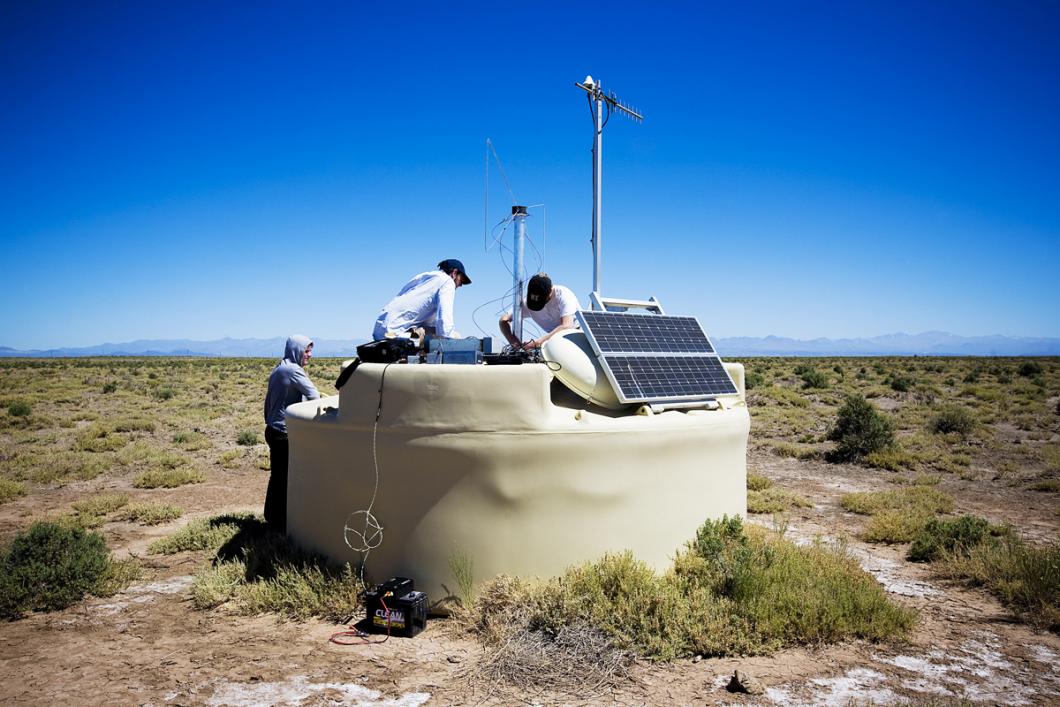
[{"left": 285, "top": 359, "right": 749, "bottom": 606}]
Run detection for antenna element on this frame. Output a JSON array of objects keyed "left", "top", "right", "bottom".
[{"left": 574, "top": 76, "right": 644, "bottom": 309}]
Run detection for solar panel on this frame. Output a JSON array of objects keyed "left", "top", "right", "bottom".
[
  {"left": 578, "top": 311, "right": 714, "bottom": 354},
  {"left": 576, "top": 310, "right": 738, "bottom": 404}
]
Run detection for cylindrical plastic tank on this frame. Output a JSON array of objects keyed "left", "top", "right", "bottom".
[{"left": 285, "top": 360, "right": 749, "bottom": 607}]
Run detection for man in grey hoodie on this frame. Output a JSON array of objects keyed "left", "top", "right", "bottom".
[{"left": 263, "top": 335, "right": 320, "bottom": 532}]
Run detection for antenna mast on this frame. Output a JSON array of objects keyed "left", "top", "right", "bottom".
[{"left": 575, "top": 76, "right": 643, "bottom": 309}]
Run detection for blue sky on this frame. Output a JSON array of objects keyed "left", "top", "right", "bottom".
[{"left": 2, "top": 1, "right": 1058, "bottom": 349}]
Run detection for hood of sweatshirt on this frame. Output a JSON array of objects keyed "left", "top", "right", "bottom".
[{"left": 283, "top": 335, "right": 313, "bottom": 366}]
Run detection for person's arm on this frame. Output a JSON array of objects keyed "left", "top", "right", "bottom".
[
  {"left": 522, "top": 314, "right": 576, "bottom": 349},
  {"left": 498, "top": 312, "right": 521, "bottom": 348},
  {"left": 290, "top": 367, "right": 320, "bottom": 401},
  {"left": 434, "top": 280, "right": 457, "bottom": 338}
]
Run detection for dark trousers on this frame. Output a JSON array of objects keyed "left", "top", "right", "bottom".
[{"left": 264, "top": 426, "right": 289, "bottom": 533}]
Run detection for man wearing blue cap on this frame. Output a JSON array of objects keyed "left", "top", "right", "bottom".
[{"left": 372, "top": 259, "right": 471, "bottom": 340}]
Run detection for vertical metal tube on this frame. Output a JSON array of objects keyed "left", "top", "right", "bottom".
[
  {"left": 512, "top": 205, "right": 528, "bottom": 343},
  {"left": 593, "top": 87, "right": 603, "bottom": 307}
]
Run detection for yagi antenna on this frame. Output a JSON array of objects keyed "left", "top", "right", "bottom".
[{"left": 575, "top": 76, "right": 643, "bottom": 309}]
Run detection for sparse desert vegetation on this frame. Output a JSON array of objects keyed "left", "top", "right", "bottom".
[{"left": 0, "top": 355, "right": 1057, "bottom": 704}]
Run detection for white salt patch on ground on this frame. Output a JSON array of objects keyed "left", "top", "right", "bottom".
[
  {"left": 206, "top": 675, "right": 430, "bottom": 707},
  {"left": 710, "top": 673, "right": 731, "bottom": 691},
  {"left": 768, "top": 668, "right": 897, "bottom": 706},
  {"left": 132, "top": 575, "right": 194, "bottom": 594},
  {"left": 877, "top": 632, "right": 1051, "bottom": 705},
  {"left": 846, "top": 548, "right": 939, "bottom": 597},
  {"left": 92, "top": 575, "right": 195, "bottom": 615},
  {"left": 92, "top": 602, "right": 127, "bottom": 615},
  {"left": 1029, "top": 644, "right": 1058, "bottom": 665}
]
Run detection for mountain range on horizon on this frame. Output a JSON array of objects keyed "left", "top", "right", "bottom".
[{"left": 2, "top": 331, "right": 1059, "bottom": 358}]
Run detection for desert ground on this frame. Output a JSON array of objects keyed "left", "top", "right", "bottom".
[{"left": 1, "top": 356, "right": 1057, "bottom": 705}]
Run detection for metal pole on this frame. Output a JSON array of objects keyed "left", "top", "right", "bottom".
[
  {"left": 575, "top": 76, "right": 642, "bottom": 311},
  {"left": 593, "top": 83, "right": 603, "bottom": 307},
  {"left": 512, "top": 205, "right": 528, "bottom": 343}
]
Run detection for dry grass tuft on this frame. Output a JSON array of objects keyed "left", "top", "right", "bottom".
[
  {"left": 841, "top": 486, "right": 954, "bottom": 543},
  {"left": 747, "top": 486, "right": 813, "bottom": 514},
  {"left": 454, "top": 576, "right": 631, "bottom": 697},
  {"left": 133, "top": 467, "right": 205, "bottom": 489},
  {"left": 0, "top": 478, "right": 27, "bottom": 504},
  {"left": 118, "top": 502, "right": 183, "bottom": 525}
]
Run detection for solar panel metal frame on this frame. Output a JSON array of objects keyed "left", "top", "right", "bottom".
[{"left": 575, "top": 310, "right": 739, "bottom": 404}]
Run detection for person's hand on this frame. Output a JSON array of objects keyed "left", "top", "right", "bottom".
[{"left": 522, "top": 339, "right": 539, "bottom": 350}]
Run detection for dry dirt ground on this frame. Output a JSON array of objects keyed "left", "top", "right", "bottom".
[
  {"left": 1, "top": 449, "right": 1058, "bottom": 706},
  {"left": 1, "top": 357, "right": 1058, "bottom": 705}
]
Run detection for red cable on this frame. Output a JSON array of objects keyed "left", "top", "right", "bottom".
[{"left": 329, "top": 594, "right": 392, "bottom": 645}]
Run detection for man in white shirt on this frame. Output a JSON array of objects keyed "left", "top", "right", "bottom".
[
  {"left": 499, "top": 273, "right": 580, "bottom": 350},
  {"left": 373, "top": 259, "right": 471, "bottom": 341}
]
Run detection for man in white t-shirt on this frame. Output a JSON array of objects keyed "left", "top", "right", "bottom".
[{"left": 499, "top": 273, "right": 581, "bottom": 350}]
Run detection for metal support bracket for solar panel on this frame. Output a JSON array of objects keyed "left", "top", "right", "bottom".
[
  {"left": 646, "top": 399, "right": 721, "bottom": 414},
  {"left": 589, "top": 293, "right": 666, "bottom": 315}
]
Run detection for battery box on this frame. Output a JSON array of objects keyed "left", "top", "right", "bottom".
[{"left": 364, "top": 577, "right": 427, "bottom": 637}]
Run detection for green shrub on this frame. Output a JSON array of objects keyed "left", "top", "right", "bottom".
[
  {"left": 934, "top": 534, "right": 1059, "bottom": 631},
  {"left": 0, "top": 522, "right": 109, "bottom": 618},
  {"left": 931, "top": 405, "right": 977, "bottom": 436},
  {"left": 8, "top": 400, "right": 32, "bottom": 417},
  {"left": 236, "top": 430, "right": 260, "bottom": 446},
  {"left": 827, "top": 395, "right": 895, "bottom": 462},
  {"left": 692, "top": 515, "right": 748, "bottom": 565},
  {"left": 744, "top": 371, "right": 764, "bottom": 390},
  {"left": 154, "top": 386, "right": 176, "bottom": 401},
  {"left": 102, "top": 381, "right": 118, "bottom": 394},
  {"left": 886, "top": 374, "right": 913, "bottom": 392},
  {"left": 801, "top": 369, "right": 829, "bottom": 389},
  {"left": 908, "top": 515, "right": 992, "bottom": 563},
  {"left": 1018, "top": 361, "right": 1042, "bottom": 377}
]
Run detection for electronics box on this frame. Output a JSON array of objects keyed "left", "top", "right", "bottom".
[{"left": 426, "top": 337, "right": 491, "bottom": 364}]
